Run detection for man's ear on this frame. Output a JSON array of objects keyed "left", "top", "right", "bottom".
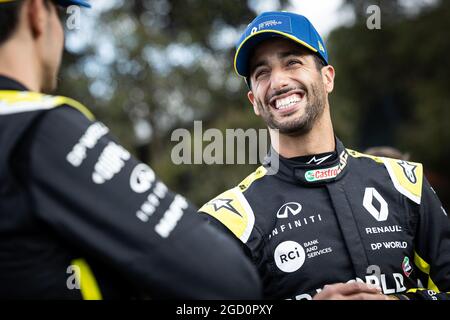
[
  {"left": 27, "top": 0, "right": 47, "bottom": 39},
  {"left": 247, "top": 90, "right": 260, "bottom": 116},
  {"left": 321, "top": 65, "right": 335, "bottom": 94}
]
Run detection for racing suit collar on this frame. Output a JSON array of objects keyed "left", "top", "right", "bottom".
[
  {"left": 264, "top": 137, "right": 349, "bottom": 185},
  {"left": 0, "top": 75, "right": 29, "bottom": 91}
]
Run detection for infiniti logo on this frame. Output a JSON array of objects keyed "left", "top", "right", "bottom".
[{"left": 276, "top": 202, "right": 302, "bottom": 219}]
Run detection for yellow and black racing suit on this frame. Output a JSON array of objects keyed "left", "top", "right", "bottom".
[
  {"left": 200, "top": 138, "right": 450, "bottom": 300},
  {"left": 0, "top": 75, "right": 261, "bottom": 299}
]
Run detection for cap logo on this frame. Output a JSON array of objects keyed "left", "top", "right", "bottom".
[
  {"left": 258, "top": 20, "right": 282, "bottom": 30},
  {"left": 235, "top": 12, "right": 329, "bottom": 77},
  {"left": 318, "top": 41, "right": 325, "bottom": 53},
  {"left": 246, "top": 15, "right": 292, "bottom": 37}
]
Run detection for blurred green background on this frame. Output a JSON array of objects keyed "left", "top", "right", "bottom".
[{"left": 56, "top": 0, "right": 450, "bottom": 210}]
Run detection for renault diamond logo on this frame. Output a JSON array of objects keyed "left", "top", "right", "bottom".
[
  {"left": 276, "top": 202, "right": 302, "bottom": 219},
  {"left": 363, "top": 187, "right": 389, "bottom": 221}
]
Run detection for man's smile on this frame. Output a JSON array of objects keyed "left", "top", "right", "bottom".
[{"left": 268, "top": 91, "right": 306, "bottom": 115}]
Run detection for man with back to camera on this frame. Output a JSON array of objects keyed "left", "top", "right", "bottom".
[
  {"left": 0, "top": 0, "right": 262, "bottom": 299},
  {"left": 199, "top": 11, "right": 450, "bottom": 300}
]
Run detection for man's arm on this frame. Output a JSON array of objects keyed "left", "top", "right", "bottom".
[{"left": 21, "top": 106, "right": 262, "bottom": 299}]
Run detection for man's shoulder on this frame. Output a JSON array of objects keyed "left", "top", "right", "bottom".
[
  {"left": 347, "top": 148, "right": 424, "bottom": 204},
  {"left": 199, "top": 166, "right": 268, "bottom": 243},
  {"left": 0, "top": 90, "right": 94, "bottom": 120}
]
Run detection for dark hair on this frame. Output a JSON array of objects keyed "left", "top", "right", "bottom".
[
  {"left": 0, "top": 1, "right": 25, "bottom": 45},
  {"left": 312, "top": 54, "right": 326, "bottom": 70},
  {"left": 0, "top": 0, "right": 52, "bottom": 46}
]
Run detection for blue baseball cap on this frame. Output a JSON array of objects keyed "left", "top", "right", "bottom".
[
  {"left": 56, "top": 0, "right": 91, "bottom": 7},
  {"left": 234, "top": 11, "right": 328, "bottom": 78},
  {"left": 0, "top": 0, "right": 91, "bottom": 8}
]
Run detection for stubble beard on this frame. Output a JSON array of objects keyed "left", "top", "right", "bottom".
[{"left": 257, "top": 81, "right": 327, "bottom": 137}]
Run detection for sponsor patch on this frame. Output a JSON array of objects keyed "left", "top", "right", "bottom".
[
  {"left": 305, "top": 165, "right": 340, "bottom": 182},
  {"left": 397, "top": 161, "right": 418, "bottom": 184},
  {"left": 208, "top": 198, "right": 242, "bottom": 217},
  {"left": 402, "top": 256, "right": 413, "bottom": 277},
  {"left": 136, "top": 182, "right": 168, "bottom": 223},
  {"left": 303, "top": 239, "right": 332, "bottom": 259},
  {"left": 199, "top": 187, "right": 255, "bottom": 243},
  {"left": 67, "top": 122, "right": 109, "bottom": 167},
  {"left": 304, "top": 150, "right": 347, "bottom": 182},
  {"left": 247, "top": 14, "right": 292, "bottom": 36},
  {"left": 130, "top": 163, "right": 156, "bottom": 193},
  {"left": 92, "top": 142, "right": 130, "bottom": 184},
  {"left": 268, "top": 214, "right": 322, "bottom": 240},
  {"left": 155, "top": 195, "right": 188, "bottom": 238},
  {"left": 274, "top": 241, "right": 305, "bottom": 273},
  {"left": 306, "top": 154, "right": 333, "bottom": 165},
  {"left": 276, "top": 202, "right": 302, "bottom": 219},
  {"left": 363, "top": 187, "right": 389, "bottom": 222}
]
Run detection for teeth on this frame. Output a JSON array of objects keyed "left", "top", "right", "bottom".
[{"left": 275, "top": 94, "right": 302, "bottom": 109}]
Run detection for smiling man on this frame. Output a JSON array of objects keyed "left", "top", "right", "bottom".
[{"left": 199, "top": 11, "right": 450, "bottom": 300}]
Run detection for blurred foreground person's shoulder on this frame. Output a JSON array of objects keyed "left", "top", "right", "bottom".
[{"left": 0, "top": 0, "right": 261, "bottom": 299}]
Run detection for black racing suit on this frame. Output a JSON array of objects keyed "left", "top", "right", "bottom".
[
  {"left": 200, "top": 138, "right": 450, "bottom": 300},
  {"left": 0, "top": 75, "right": 261, "bottom": 299}
]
